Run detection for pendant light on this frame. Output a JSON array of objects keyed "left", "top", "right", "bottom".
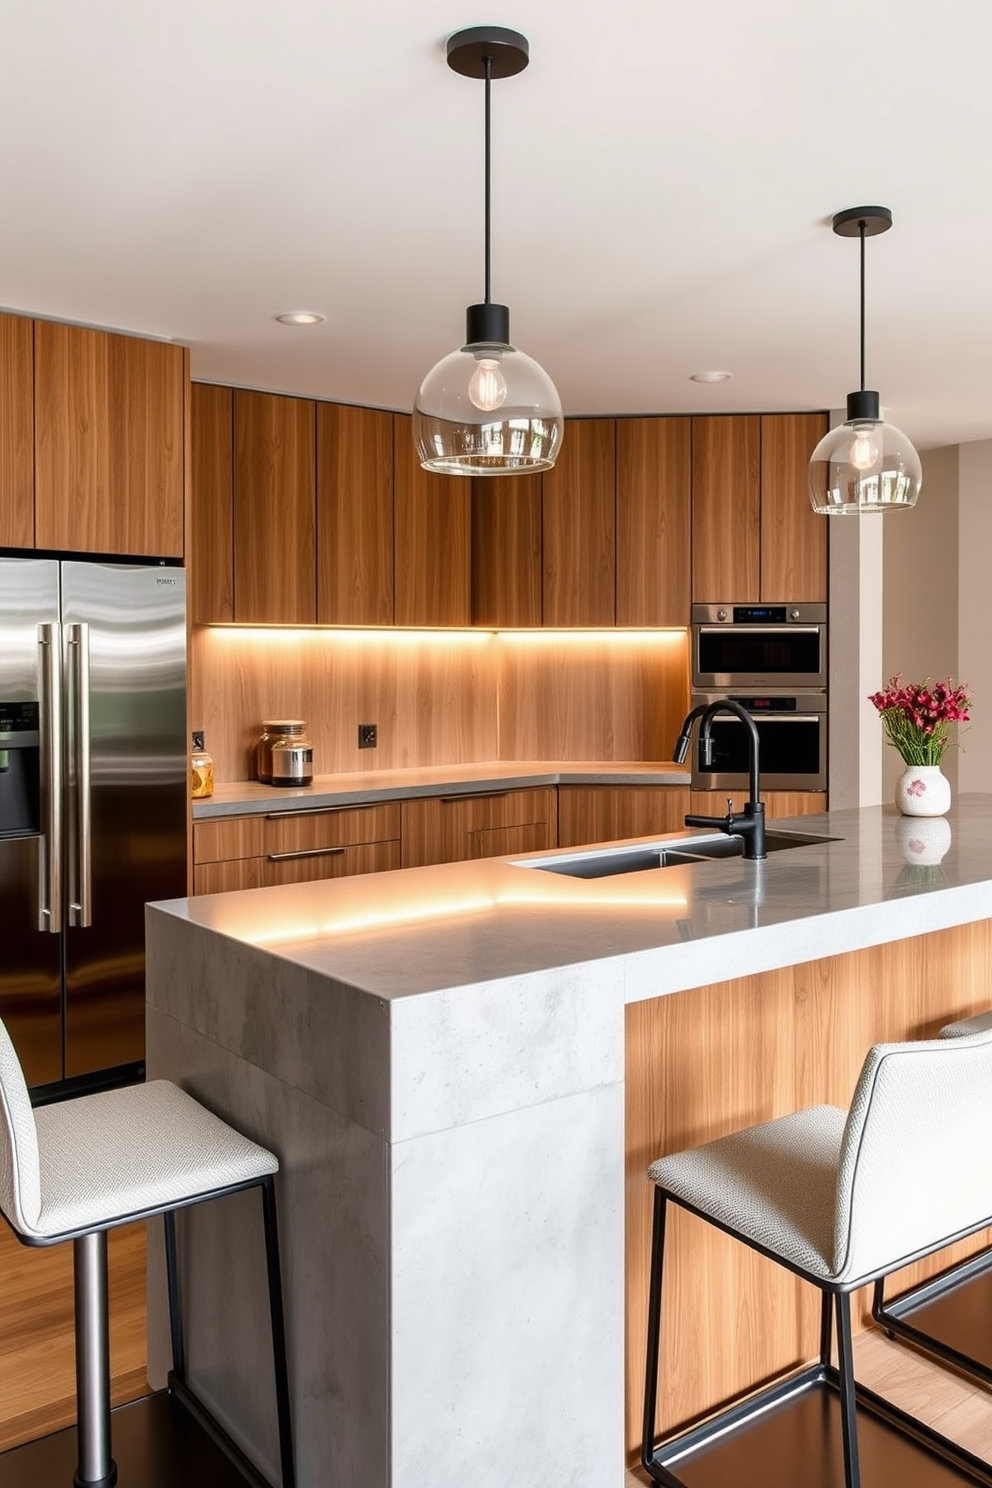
[
  {"left": 808, "top": 206, "right": 922, "bottom": 514},
  {"left": 413, "top": 26, "right": 563, "bottom": 477}
]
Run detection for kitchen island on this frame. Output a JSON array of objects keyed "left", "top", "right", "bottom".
[{"left": 145, "top": 797, "right": 992, "bottom": 1488}]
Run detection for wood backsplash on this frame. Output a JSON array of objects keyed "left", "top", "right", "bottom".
[{"left": 191, "top": 627, "right": 690, "bottom": 781}]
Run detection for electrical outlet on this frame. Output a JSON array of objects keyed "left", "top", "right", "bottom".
[{"left": 358, "top": 723, "right": 378, "bottom": 749}]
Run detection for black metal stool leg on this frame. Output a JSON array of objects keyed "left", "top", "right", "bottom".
[
  {"left": 820, "top": 1289, "right": 833, "bottom": 1365},
  {"left": 73, "top": 1230, "right": 117, "bottom": 1488},
  {"left": 641, "top": 1188, "right": 668, "bottom": 1477},
  {"left": 260, "top": 1176, "right": 296, "bottom": 1488},
  {"left": 835, "top": 1291, "right": 861, "bottom": 1488},
  {"left": 163, "top": 1208, "right": 186, "bottom": 1381}
]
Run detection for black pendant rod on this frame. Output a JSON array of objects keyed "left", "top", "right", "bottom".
[
  {"left": 859, "top": 218, "right": 866, "bottom": 393},
  {"left": 484, "top": 54, "right": 492, "bottom": 306}
]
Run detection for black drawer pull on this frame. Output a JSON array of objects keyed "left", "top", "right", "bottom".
[{"left": 439, "top": 790, "right": 511, "bottom": 804}]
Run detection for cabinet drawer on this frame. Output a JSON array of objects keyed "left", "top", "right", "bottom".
[
  {"left": 193, "top": 857, "right": 266, "bottom": 894},
  {"left": 262, "top": 838, "right": 400, "bottom": 886},
  {"left": 557, "top": 785, "right": 691, "bottom": 849},
  {"left": 402, "top": 787, "right": 557, "bottom": 868},
  {"left": 262, "top": 803, "right": 400, "bottom": 855},
  {"left": 194, "top": 817, "right": 265, "bottom": 865}
]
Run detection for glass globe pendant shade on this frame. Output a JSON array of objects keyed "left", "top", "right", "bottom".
[
  {"left": 414, "top": 303, "right": 563, "bottom": 476},
  {"left": 808, "top": 414, "right": 922, "bottom": 514}
]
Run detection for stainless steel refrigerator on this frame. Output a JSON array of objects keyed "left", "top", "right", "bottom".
[{"left": 0, "top": 557, "right": 186, "bottom": 1091}]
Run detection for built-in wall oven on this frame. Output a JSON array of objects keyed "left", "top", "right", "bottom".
[
  {"left": 692, "top": 602, "right": 827, "bottom": 691},
  {"left": 689, "top": 601, "right": 828, "bottom": 792},
  {"left": 689, "top": 691, "right": 827, "bottom": 792}
]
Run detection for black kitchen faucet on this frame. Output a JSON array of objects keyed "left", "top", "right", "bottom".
[{"left": 673, "top": 698, "right": 766, "bottom": 859}]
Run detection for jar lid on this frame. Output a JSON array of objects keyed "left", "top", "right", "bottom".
[{"left": 262, "top": 719, "right": 307, "bottom": 731}]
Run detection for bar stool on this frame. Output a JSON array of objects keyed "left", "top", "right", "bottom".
[
  {"left": 872, "top": 1008, "right": 992, "bottom": 1388},
  {"left": 0, "top": 1014, "right": 295, "bottom": 1488},
  {"left": 642, "top": 1027, "right": 992, "bottom": 1488}
]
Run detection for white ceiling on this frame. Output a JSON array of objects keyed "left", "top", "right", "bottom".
[{"left": 2, "top": 0, "right": 989, "bottom": 450}]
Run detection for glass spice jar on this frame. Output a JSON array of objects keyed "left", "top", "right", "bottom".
[
  {"left": 256, "top": 720, "right": 308, "bottom": 784},
  {"left": 190, "top": 730, "right": 215, "bottom": 799}
]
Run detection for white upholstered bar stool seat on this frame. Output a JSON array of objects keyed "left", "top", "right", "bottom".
[
  {"left": 0, "top": 1017, "right": 295, "bottom": 1488},
  {"left": 642, "top": 1026, "right": 992, "bottom": 1488}
]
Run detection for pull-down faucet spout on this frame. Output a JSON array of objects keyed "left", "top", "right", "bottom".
[{"left": 673, "top": 698, "right": 766, "bottom": 860}]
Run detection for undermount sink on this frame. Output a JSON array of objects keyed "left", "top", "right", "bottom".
[{"left": 514, "top": 828, "right": 839, "bottom": 880}]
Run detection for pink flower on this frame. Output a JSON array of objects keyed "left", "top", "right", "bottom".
[{"left": 907, "top": 778, "right": 927, "bottom": 797}]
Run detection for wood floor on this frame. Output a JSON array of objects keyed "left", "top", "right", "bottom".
[
  {"left": 2, "top": 1217, "right": 992, "bottom": 1482},
  {"left": 0, "top": 1217, "right": 148, "bottom": 1453}
]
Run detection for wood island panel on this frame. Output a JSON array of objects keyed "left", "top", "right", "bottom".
[
  {"left": 317, "top": 403, "right": 395, "bottom": 625},
  {"left": 616, "top": 417, "right": 691, "bottom": 628},
  {"left": 233, "top": 390, "right": 316, "bottom": 624},
  {"left": 691, "top": 415, "right": 760, "bottom": 603},
  {"left": 0, "top": 312, "right": 35, "bottom": 549},
  {"left": 624, "top": 919, "right": 992, "bottom": 1459},
  {"left": 35, "top": 323, "right": 185, "bottom": 557},
  {"left": 542, "top": 418, "right": 616, "bottom": 627},
  {"left": 760, "top": 412, "right": 829, "bottom": 601}
]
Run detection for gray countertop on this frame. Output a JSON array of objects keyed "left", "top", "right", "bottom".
[
  {"left": 191, "top": 759, "right": 690, "bottom": 817},
  {"left": 161, "top": 795, "right": 992, "bottom": 1005}
]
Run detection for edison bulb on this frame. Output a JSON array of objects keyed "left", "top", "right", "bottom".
[
  {"left": 468, "top": 356, "right": 507, "bottom": 412},
  {"left": 849, "top": 423, "right": 880, "bottom": 471}
]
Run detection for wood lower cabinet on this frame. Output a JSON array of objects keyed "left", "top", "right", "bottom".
[
  {"left": 401, "top": 788, "right": 558, "bottom": 868},
  {"left": 233, "top": 391, "right": 316, "bottom": 624},
  {"left": 689, "top": 789, "right": 827, "bottom": 818},
  {"left": 192, "top": 803, "right": 400, "bottom": 894},
  {"left": 558, "top": 786, "right": 691, "bottom": 849},
  {"left": 0, "top": 312, "right": 35, "bottom": 549},
  {"left": 34, "top": 322, "right": 185, "bottom": 557}
]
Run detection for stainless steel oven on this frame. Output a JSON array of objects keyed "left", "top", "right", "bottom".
[
  {"left": 692, "top": 603, "right": 827, "bottom": 691},
  {"left": 689, "top": 691, "right": 828, "bottom": 792}
]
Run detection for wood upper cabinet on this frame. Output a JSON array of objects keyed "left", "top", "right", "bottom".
[
  {"left": 317, "top": 404, "right": 394, "bottom": 625},
  {"left": 0, "top": 313, "right": 35, "bottom": 549},
  {"left": 691, "top": 415, "right": 761, "bottom": 603},
  {"left": 616, "top": 417, "right": 691, "bottom": 627},
  {"left": 393, "top": 413, "right": 471, "bottom": 626},
  {"left": 189, "top": 383, "right": 234, "bottom": 623},
  {"left": 759, "top": 413, "right": 828, "bottom": 602},
  {"left": 233, "top": 390, "right": 316, "bottom": 624},
  {"left": 34, "top": 322, "right": 185, "bottom": 557},
  {"left": 543, "top": 419, "right": 616, "bottom": 626},
  {"left": 471, "top": 474, "right": 543, "bottom": 627},
  {"left": 691, "top": 413, "right": 829, "bottom": 605}
]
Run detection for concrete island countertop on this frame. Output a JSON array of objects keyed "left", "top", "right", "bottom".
[
  {"left": 192, "top": 758, "right": 690, "bottom": 817},
  {"left": 145, "top": 796, "right": 992, "bottom": 1488}
]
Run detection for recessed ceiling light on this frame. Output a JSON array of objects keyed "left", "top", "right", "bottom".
[
  {"left": 690, "top": 370, "right": 732, "bottom": 383},
  {"left": 274, "top": 311, "right": 325, "bottom": 326}
]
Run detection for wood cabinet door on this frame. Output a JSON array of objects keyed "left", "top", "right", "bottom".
[
  {"left": 616, "top": 418, "right": 691, "bottom": 627},
  {"left": 189, "top": 383, "right": 234, "bottom": 623},
  {"left": 688, "top": 789, "right": 827, "bottom": 818},
  {"left": 543, "top": 419, "right": 616, "bottom": 626},
  {"left": 760, "top": 413, "right": 829, "bottom": 601},
  {"left": 393, "top": 414, "right": 471, "bottom": 626},
  {"left": 471, "top": 474, "right": 543, "bottom": 626},
  {"left": 691, "top": 415, "right": 760, "bottom": 602},
  {"left": 402, "top": 788, "right": 556, "bottom": 867},
  {"left": 233, "top": 390, "right": 316, "bottom": 623},
  {"left": 0, "top": 313, "right": 35, "bottom": 548},
  {"left": 35, "top": 323, "right": 185, "bottom": 557},
  {"left": 557, "top": 785, "right": 691, "bottom": 848},
  {"left": 317, "top": 404, "right": 394, "bottom": 624}
]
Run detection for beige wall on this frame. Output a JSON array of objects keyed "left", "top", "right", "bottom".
[
  {"left": 881, "top": 444, "right": 960, "bottom": 795},
  {"left": 957, "top": 440, "right": 992, "bottom": 792}
]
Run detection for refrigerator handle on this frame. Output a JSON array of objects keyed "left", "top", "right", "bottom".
[
  {"left": 37, "top": 623, "right": 63, "bottom": 934},
  {"left": 67, "top": 622, "right": 93, "bottom": 928}
]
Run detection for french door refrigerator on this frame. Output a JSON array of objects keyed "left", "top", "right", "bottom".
[{"left": 0, "top": 556, "right": 186, "bottom": 1092}]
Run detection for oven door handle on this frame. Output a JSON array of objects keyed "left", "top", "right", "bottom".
[
  {"left": 697, "top": 624, "right": 823, "bottom": 636},
  {"left": 713, "top": 713, "right": 823, "bottom": 724}
]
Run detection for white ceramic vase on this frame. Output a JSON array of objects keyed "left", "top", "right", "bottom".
[
  {"left": 895, "top": 764, "right": 952, "bottom": 817},
  {"left": 894, "top": 814, "right": 952, "bottom": 864}
]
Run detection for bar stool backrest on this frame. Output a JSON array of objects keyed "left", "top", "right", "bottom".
[
  {"left": 835, "top": 1027, "right": 992, "bottom": 1283},
  {"left": 0, "top": 1017, "right": 42, "bottom": 1233}
]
